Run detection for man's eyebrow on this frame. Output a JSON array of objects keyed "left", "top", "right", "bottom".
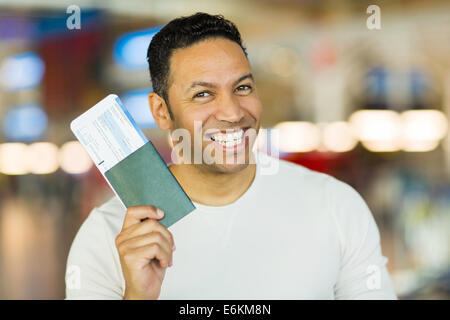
[
  {"left": 187, "top": 81, "right": 217, "bottom": 93},
  {"left": 186, "top": 73, "right": 254, "bottom": 93},
  {"left": 232, "top": 73, "right": 254, "bottom": 87}
]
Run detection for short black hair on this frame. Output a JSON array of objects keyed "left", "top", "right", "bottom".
[{"left": 146, "top": 12, "right": 248, "bottom": 119}]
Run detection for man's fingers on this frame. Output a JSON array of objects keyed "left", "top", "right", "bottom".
[
  {"left": 118, "top": 218, "right": 175, "bottom": 250},
  {"left": 118, "top": 232, "right": 174, "bottom": 265},
  {"left": 124, "top": 243, "right": 172, "bottom": 269},
  {"left": 122, "top": 205, "right": 164, "bottom": 229}
]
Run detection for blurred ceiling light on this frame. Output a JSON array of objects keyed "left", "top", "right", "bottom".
[
  {"left": 273, "top": 121, "right": 320, "bottom": 153},
  {"left": 0, "top": 143, "right": 29, "bottom": 175},
  {"left": 114, "top": 26, "right": 163, "bottom": 70},
  {"left": 2, "top": 104, "right": 48, "bottom": 142},
  {"left": 121, "top": 89, "right": 156, "bottom": 128},
  {"left": 401, "top": 110, "right": 448, "bottom": 152},
  {"left": 59, "top": 141, "right": 93, "bottom": 175},
  {"left": 27, "top": 142, "right": 59, "bottom": 174},
  {"left": 349, "top": 110, "right": 401, "bottom": 152},
  {"left": 0, "top": 52, "right": 44, "bottom": 91},
  {"left": 321, "top": 121, "right": 358, "bottom": 152},
  {"left": 401, "top": 140, "right": 440, "bottom": 152},
  {"left": 360, "top": 140, "right": 401, "bottom": 152}
]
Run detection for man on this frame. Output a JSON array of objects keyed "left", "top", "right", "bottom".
[{"left": 65, "top": 12, "right": 397, "bottom": 299}]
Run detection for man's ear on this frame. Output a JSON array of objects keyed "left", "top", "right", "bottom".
[{"left": 148, "top": 92, "right": 173, "bottom": 130}]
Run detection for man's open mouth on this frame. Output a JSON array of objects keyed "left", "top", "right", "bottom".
[{"left": 206, "top": 127, "right": 250, "bottom": 147}]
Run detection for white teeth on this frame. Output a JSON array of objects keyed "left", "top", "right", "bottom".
[
  {"left": 211, "top": 129, "right": 244, "bottom": 144},
  {"left": 215, "top": 137, "right": 243, "bottom": 147}
]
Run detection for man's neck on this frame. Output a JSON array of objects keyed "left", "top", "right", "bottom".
[{"left": 168, "top": 163, "right": 257, "bottom": 206}]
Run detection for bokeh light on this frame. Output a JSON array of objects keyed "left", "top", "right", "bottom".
[
  {"left": 321, "top": 121, "right": 358, "bottom": 152},
  {"left": 274, "top": 121, "right": 320, "bottom": 153},
  {"left": 0, "top": 143, "right": 29, "bottom": 175},
  {"left": 349, "top": 110, "right": 402, "bottom": 152},
  {"left": 114, "top": 26, "right": 163, "bottom": 70},
  {"left": 2, "top": 104, "right": 48, "bottom": 142},
  {"left": 58, "top": 141, "right": 93, "bottom": 175},
  {"left": 0, "top": 52, "right": 45, "bottom": 91},
  {"left": 401, "top": 110, "right": 448, "bottom": 152},
  {"left": 27, "top": 142, "right": 59, "bottom": 174},
  {"left": 121, "top": 89, "right": 156, "bottom": 128}
]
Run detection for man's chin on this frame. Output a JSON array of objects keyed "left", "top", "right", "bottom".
[{"left": 206, "top": 161, "right": 249, "bottom": 174}]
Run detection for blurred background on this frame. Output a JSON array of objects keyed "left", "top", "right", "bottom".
[{"left": 0, "top": 0, "right": 449, "bottom": 299}]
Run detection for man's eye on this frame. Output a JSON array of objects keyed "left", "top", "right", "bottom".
[
  {"left": 194, "top": 91, "right": 211, "bottom": 98},
  {"left": 235, "top": 85, "right": 252, "bottom": 93}
]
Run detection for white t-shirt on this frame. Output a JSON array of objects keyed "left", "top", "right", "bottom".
[{"left": 65, "top": 151, "right": 397, "bottom": 299}]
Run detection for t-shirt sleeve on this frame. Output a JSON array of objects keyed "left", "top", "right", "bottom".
[
  {"left": 328, "top": 177, "right": 397, "bottom": 300},
  {"left": 65, "top": 208, "right": 124, "bottom": 300}
]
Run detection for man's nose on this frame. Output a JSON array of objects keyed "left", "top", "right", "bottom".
[{"left": 213, "top": 93, "right": 244, "bottom": 123}]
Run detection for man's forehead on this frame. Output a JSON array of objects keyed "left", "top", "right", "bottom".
[{"left": 168, "top": 38, "right": 250, "bottom": 87}]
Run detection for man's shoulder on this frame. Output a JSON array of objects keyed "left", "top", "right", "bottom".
[
  {"left": 87, "top": 196, "right": 126, "bottom": 237},
  {"left": 257, "top": 151, "right": 362, "bottom": 202},
  {"left": 257, "top": 151, "right": 334, "bottom": 186},
  {"left": 96, "top": 195, "right": 126, "bottom": 215}
]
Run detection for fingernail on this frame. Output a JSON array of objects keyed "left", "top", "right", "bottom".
[{"left": 156, "top": 209, "right": 164, "bottom": 217}]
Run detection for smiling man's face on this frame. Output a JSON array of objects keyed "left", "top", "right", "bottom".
[{"left": 165, "top": 37, "right": 262, "bottom": 174}]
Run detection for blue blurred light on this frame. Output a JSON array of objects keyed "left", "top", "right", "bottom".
[
  {"left": 0, "top": 52, "right": 45, "bottom": 91},
  {"left": 113, "top": 26, "right": 163, "bottom": 70},
  {"left": 366, "top": 67, "right": 388, "bottom": 98},
  {"left": 410, "top": 69, "right": 429, "bottom": 96},
  {"left": 3, "top": 104, "right": 48, "bottom": 141},
  {"left": 121, "top": 89, "right": 156, "bottom": 129}
]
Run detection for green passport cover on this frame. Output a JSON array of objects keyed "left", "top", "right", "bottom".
[{"left": 105, "top": 141, "right": 195, "bottom": 227}]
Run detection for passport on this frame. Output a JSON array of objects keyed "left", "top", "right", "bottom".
[{"left": 70, "top": 94, "right": 195, "bottom": 227}]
